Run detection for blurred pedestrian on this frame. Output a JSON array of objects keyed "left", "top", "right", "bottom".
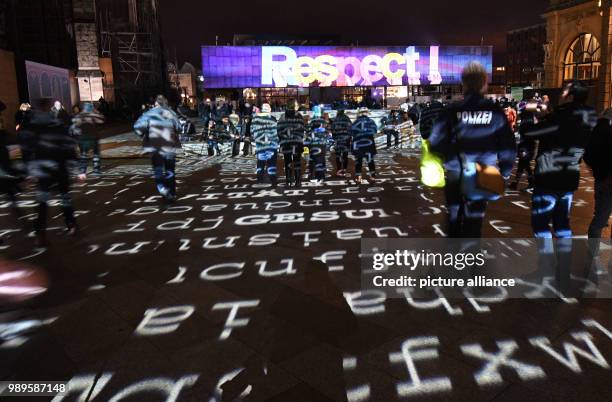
[
  {"left": 20, "top": 98, "right": 81, "bottom": 246},
  {"left": 134, "top": 95, "right": 182, "bottom": 204},
  {"left": 70, "top": 102, "right": 105, "bottom": 176}
]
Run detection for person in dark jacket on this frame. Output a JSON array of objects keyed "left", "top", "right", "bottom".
[
  {"left": 0, "top": 102, "right": 24, "bottom": 219},
  {"left": 350, "top": 107, "right": 378, "bottom": 184},
  {"left": 525, "top": 81, "right": 597, "bottom": 238},
  {"left": 510, "top": 104, "right": 538, "bottom": 190},
  {"left": 382, "top": 109, "right": 401, "bottom": 148},
  {"left": 209, "top": 115, "right": 237, "bottom": 156},
  {"left": 331, "top": 108, "right": 352, "bottom": 176},
  {"left": 133, "top": 95, "right": 182, "bottom": 203},
  {"left": 277, "top": 102, "right": 305, "bottom": 187},
  {"left": 241, "top": 114, "right": 253, "bottom": 156},
  {"left": 429, "top": 62, "right": 516, "bottom": 238},
  {"left": 199, "top": 98, "right": 213, "bottom": 137},
  {"left": 419, "top": 98, "right": 444, "bottom": 140},
  {"left": 584, "top": 108, "right": 612, "bottom": 239},
  {"left": 15, "top": 103, "right": 31, "bottom": 130},
  {"left": 20, "top": 98, "right": 81, "bottom": 246},
  {"left": 252, "top": 104, "right": 279, "bottom": 185},
  {"left": 70, "top": 102, "right": 105, "bottom": 176}
]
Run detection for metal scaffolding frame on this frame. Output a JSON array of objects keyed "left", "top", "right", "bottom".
[{"left": 96, "top": 0, "right": 164, "bottom": 108}]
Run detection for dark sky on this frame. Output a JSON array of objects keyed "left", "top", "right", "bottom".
[{"left": 159, "top": 0, "right": 549, "bottom": 68}]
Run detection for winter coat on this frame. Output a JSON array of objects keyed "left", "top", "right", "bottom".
[
  {"left": 277, "top": 111, "right": 305, "bottom": 155},
  {"left": 210, "top": 122, "right": 238, "bottom": 142},
  {"left": 429, "top": 93, "right": 516, "bottom": 181},
  {"left": 70, "top": 111, "right": 105, "bottom": 144},
  {"left": 251, "top": 114, "right": 278, "bottom": 154},
  {"left": 331, "top": 112, "right": 352, "bottom": 154},
  {"left": 133, "top": 106, "right": 182, "bottom": 154},
  {"left": 525, "top": 101, "right": 597, "bottom": 192},
  {"left": 350, "top": 115, "right": 378, "bottom": 157}
]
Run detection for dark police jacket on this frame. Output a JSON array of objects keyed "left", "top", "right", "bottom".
[
  {"left": 525, "top": 101, "right": 597, "bottom": 192},
  {"left": 429, "top": 93, "right": 516, "bottom": 181}
]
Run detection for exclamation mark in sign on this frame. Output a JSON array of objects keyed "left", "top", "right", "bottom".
[{"left": 428, "top": 46, "right": 442, "bottom": 85}]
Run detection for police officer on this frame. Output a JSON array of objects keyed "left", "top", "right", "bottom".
[
  {"left": 429, "top": 62, "right": 516, "bottom": 238},
  {"left": 277, "top": 101, "right": 305, "bottom": 187}
]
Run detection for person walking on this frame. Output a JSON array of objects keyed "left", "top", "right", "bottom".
[
  {"left": 277, "top": 102, "right": 305, "bottom": 187},
  {"left": 70, "top": 102, "right": 105, "bottom": 176},
  {"left": 419, "top": 97, "right": 444, "bottom": 140},
  {"left": 20, "top": 98, "right": 81, "bottom": 246},
  {"left": 350, "top": 107, "right": 378, "bottom": 184},
  {"left": 584, "top": 108, "right": 612, "bottom": 239},
  {"left": 251, "top": 103, "right": 279, "bottom": 186},
  {"left": 134, "top": 95, "right": 182, "bottom": 204},
  {"left": 429, "top": 62, "right": 516, "bottom": 237},
  {"left": 330, "top": 107, "right": 352, "bottom": 176},
  {"left": 525, "top": 81, "right": 597, "bottom": 239}
]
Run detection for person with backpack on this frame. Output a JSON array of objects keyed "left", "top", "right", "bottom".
[{"left": 429, "top": 62, "right": 516, "bottom": 237}]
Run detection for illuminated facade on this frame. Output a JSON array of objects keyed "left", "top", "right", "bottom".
[{"left": 543, "top": 0, "right": 612, "bottom": 109}]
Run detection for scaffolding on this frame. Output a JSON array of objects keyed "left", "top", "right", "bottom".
[{"left": 97, "top": 0, "right": 164, "bottom": 109}]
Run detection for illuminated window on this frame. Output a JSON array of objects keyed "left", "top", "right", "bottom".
[{"left": 563, "top": 33, "right": 601, "bottom": 82}]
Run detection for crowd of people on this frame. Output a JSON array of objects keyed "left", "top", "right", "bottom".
[{"left": 0, "top": 60, "right": 610, "bottom": 249}]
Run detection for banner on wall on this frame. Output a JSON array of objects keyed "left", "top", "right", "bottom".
[{"left": 202, "top": 46, "right": 493, "bottom": 89}]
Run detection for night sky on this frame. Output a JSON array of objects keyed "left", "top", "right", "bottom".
[{"left": 159, "top": 0, "right": 550, "bottom": 68}]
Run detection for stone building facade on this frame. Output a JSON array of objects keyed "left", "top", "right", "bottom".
[
  {"left": 73, "top": 0, "right": 104, "bottom": 102},
  {"left": 543, "top": 0, "right": 612, "bottom": 109}
]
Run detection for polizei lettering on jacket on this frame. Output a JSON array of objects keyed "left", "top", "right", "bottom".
[{"left": 457, "top": 111, "right": 493, "bottom": 125}]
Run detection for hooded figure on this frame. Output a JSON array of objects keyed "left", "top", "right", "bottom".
[{"left": 251, "top": 103, "right": 279, "bottom": 185}]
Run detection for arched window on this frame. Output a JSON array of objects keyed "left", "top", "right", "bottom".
[{"left": 564, "top": 33, "right": 601, "bottom": 82}]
